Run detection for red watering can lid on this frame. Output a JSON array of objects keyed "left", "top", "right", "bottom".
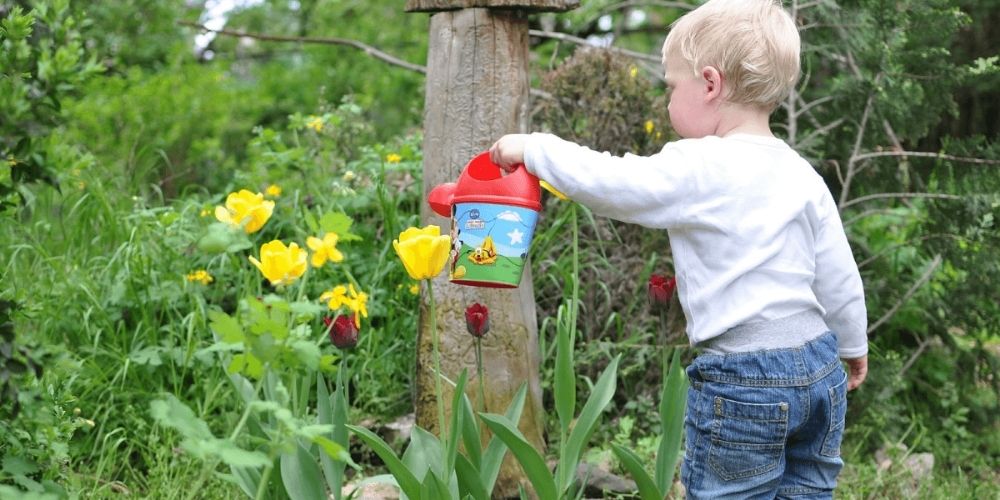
[{"left": 427, "top": 152, "right": 542, "bottom": 217}]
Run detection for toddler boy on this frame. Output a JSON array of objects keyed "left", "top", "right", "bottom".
[{"left": 490, "top": 0, "right": 868, "bottom": 497}]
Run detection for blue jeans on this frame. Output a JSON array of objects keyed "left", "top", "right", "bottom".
[{"left": 681, "top": 332, "right": 847, "bottom": 499}]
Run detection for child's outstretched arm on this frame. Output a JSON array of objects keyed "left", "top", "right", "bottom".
[
  {"left": 490, "top": 133, "right": 696, "bottom": 228},
  {"left": 811, "top": 191, "right": 869, "bottom": 390}
]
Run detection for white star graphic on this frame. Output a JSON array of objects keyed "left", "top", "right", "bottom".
[{"left": 507, "top": 228, "right": 524, "bottom": 246}]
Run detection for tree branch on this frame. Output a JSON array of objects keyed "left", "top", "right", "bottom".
[
  {"left": 177, "top": 20, "right": 428, "bottom": 74},
  {"left": 841, "top": 192, "right": 964, "bottom": 209},
  {"left": 528, "top": 29, "right": 662, "bottom": 64},
  {"left": 852, "top": 150, "right": 1000, "bottom": 165},
  {"left": 867, "top": 254, "right": 942, "bottom": 334}
]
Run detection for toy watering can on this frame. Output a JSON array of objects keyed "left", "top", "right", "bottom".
[{"left": 428, "top": 152, "right": 541, "bottom": 288}]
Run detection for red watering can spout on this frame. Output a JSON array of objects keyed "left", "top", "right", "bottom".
[{"left": 428, "top": 183, "right": 456, "bottom": 217}]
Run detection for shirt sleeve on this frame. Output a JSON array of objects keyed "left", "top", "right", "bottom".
[
  {"left": 523, "top": 133, "right": 697, "bottom": 229},
  {"left": 812, "top": 190, "right": 869, "bottom": 359}
]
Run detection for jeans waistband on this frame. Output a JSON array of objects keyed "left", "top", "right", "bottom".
[{"left": 699, "top": 310, "right": 829, "bottom": 355}]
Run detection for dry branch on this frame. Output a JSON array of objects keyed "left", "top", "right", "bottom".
[
  {"left": 867, "top": 254, "right": 942, "bottom": 334},
  {"left": 177, "top": 21, "right": 428, "bottom": 74}
]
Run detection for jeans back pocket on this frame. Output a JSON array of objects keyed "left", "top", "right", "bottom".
[
  {"left": 821, "top": 373, "right": 848, "bottom": 457},
  {"left": 708, "top": 395, "right": 788, "bottom": 481}
]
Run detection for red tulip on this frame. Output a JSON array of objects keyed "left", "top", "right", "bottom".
[
  {"left": 648, "top": 274, "right": 676, "bottom": 312},
  {"left": 465, "top": 303, "right": 490, "bottom": 338},
  {"left": 325, "top": 315, "right": 359, "bottom": 349}
]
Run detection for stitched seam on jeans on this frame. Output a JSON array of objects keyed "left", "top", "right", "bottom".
[{"left": 699, "top": 359, "right": 839, "bottom": 387}]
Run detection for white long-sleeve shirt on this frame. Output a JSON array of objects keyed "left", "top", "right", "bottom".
[{"left": 524, "top": 132, "right": 868, "bottom": 359}]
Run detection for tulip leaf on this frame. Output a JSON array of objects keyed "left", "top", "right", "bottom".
[
  {"left": 478, "top": 413, "right": 556, "bottom": 500},
  {"left": 316, "top": 374, "right": 345, "bottom": 498},
  {"left": 655, "top": 348, "right": 688, "bottom": 493},
  {"left": 208, "top": 310, "right": 244, "bottom": 344},
  {"left": 480, "top": 383, "right": 527, "bottom": 493},
  {"left": 447, "top": 370, "right": 469, "bottom": 475},
  {"left": 455, "top": 454, "right": 489, "bottom": 500},
  {"left": 458, "top": 391, "right": 481, "bottom": 470},
  {"left": 405, "top": 426, "right": 441, "bottom": 480},
  {"left": 320, "top": 212, "right": 362, "bottom": 242},
  {"left": 554, "top": 303, "right": 575, "bottom": 437},
  {"left": 348, "top": 424, "right": 422, "bottom": 500},
  {"left": 556, "top": 354, "right": 620, "bottom": 495},
  {"left": 611, "top": 444, "right": 662, "bottom": 500},
  {"left": 281, "top": 441, "right": 325, "bottom": 500}
]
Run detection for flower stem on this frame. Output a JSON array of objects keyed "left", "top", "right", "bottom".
[
  {"left": 426, "top": 280, "right": 447, "bottom": 471},
  {"left": 475, "top": 337, "right": 486, "bottom": 413}
]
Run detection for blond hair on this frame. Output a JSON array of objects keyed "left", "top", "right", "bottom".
[{"left": 663, "top": 0, "right": 800, "bottom": 110}]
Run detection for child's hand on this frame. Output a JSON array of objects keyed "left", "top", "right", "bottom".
[
  {"left": 843, "top": 355, "right": 868, "bottom": 391},
  {"left": 489, "top": 134, "right": 528, "bottom": 173}
]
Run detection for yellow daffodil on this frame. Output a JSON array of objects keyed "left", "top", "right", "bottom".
[
  {"left": 392, "top": 225, "right": 450, "bottom": 281},
  {"left": 265, "top": 184, "right": 282, "bottom": 197},
  {"left": 320, "top": 285, "right": 349, "bottom": 310},
  {"left": 540, "top": 180, "right": 569, "bottom": 201},
  {"left": 644, "top": 120, "right": 655, "bottom": 135},
  {"left": 307, "top": 232, "right": 344, "bottom": 268},
  {"left": 215, "top": 190, "right": 274, "bottom": 234},
  {"left": 185, "top": 270, "right": 214, "bottom": 285},
  {"left": 347, "top": 284, "right": 369, "bottom": 327},
  {"left": 386, "top": 153, "right": 402, "bottom": 164},
  {"left": 306, "top": 115, "right": 324, "bottom": 132},
  {"left": 249, "top": 240, "right": 307, "bottom": 286}
]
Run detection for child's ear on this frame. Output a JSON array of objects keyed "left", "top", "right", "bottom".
[{"left": 701, "top": 66, "right": 723, "bottom": 103}]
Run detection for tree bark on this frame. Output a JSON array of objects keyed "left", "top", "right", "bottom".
[{"left": 415, "top": 7, "right": 545, "bottom": 497}]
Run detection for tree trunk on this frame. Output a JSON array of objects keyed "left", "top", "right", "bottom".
[{"left": 416, "top": 7, "right": 545, "bottom": 497}]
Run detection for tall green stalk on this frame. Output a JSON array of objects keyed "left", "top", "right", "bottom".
[{"left": 426, "top": 279, "right": 448, "bottom": 476}]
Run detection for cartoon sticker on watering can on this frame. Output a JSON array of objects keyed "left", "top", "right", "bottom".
[{"left": 428, "top": 152, "right": 541, "bottom": 288}]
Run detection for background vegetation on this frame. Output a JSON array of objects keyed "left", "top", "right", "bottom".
[{"left": 1, "top": 0, "right": 997, "bottom": 498}]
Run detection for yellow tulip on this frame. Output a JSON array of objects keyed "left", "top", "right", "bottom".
[
  {"left": 248, "top": 240, "right": 307, "bottom": 286},
  {"left": 392, "top": 225, "right": 451, "bottom": 281},
  {"left": 215, "top": 190, "right": 275, "bottom": 234},
  {"left": 307, "top": 233, "right": 344, "bottom": 268}
]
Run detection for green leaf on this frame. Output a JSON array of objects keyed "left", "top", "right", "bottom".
[
  {"left": 231, "top": 463, "right": 262, "bottom": 498},
  {"left": 228, "top": 353, "right": 264, "bottom": 379},
  {"left": 458, "top": 392, "right": 481, "bottom": 470},
  {"left": 317, "top": 373, "right": 347, "bottom": 498},
  {"left": 655, "top": 348, "right": 688, "bottom": 493},
  {"left": 2, "top": 455, "right": 39, "bottom": 476},
  {"left": 454, "top": 454, "right": 489, "bottom": 500},
  {"left": 320, "top": 212, "right": 362, "bottom": 242},
  {"left": 420, "top": 469, "right": 450, "bottom": 500},
  {"left": 481, "top": 383, "right": 527, "bottom": 493},
  {"left": 149, "top": 394, "right": 212, "bottom": 440},
  {"left": 478, "top": 413, "right": 556, "bottom": 500},
  {"left": 211, "top": 440, "right": 271, "bottom": 468},
  {"left": 129, "top": 345, "right": 163, "bottom": 366},
  {"left": 611, "top": 444, "right": 662, "bottom": 500},
  {"left": 447, "top": 370, "right": 468, "bottom": 475},
  {"left": 209, "top": 310, "right": 244, "bottom": 343},
  {"left": 405, "top": 426, "right": 441, "bottom": 481},
  {"left": 348, "top": 425, "right": 422, "bottom": 500},
  {"left": 556, "top": 354, "right": 620, "bottom": 495},
  {"left": 291, "top": 339, "right": 321, "bottom": 371},
  {"left": 554, "top": 304, "right": 575, "bottom": 436},
  {"left": 281, "top": 441, "right": 326, "bottom": 500}
]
